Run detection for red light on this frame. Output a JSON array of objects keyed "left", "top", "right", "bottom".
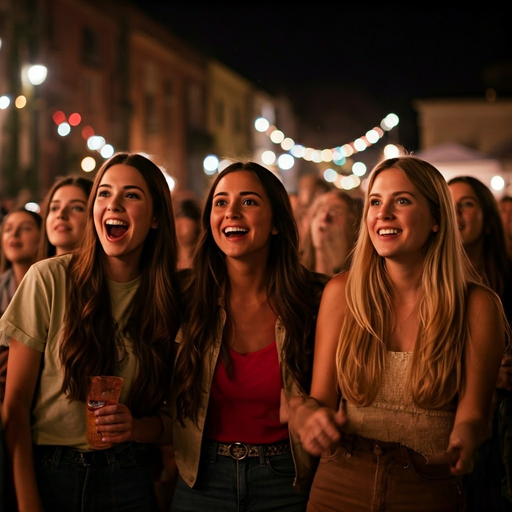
[
  {"left": 52, "top": 111, "right": 66, "bottom": 125},
  {"left": 81, "top": 125, "right": 94, "bottom": 139},
  {"left": 69, "top": 113, "right": 82, "bottom": 126}
]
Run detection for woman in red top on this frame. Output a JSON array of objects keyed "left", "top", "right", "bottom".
[{"left": 171, "top": 162, "right": 328, "bottom": 511}]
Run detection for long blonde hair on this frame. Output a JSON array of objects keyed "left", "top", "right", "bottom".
[{"left": 337, "top": 156, "right": 480, "bottom": 409}]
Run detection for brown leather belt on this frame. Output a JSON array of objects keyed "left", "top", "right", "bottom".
[{"left": 215, "top": 440, "right": 290, "bottom": 460}]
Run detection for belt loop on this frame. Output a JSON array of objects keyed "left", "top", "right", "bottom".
[
  {"left": 258, "top": 445, "right": 266, "bottom": 467},
  {"left": 106, "top": 448, "right": 117, "bottom": 467},
  {"left": 348, "top": 434, "right": 355, "bottom": 457},
  {"left": 209, "top": 441, "right": 218, "bottom": 463},
  {"left": 52, "top": 446, "right": 63, "bottom": 469}
]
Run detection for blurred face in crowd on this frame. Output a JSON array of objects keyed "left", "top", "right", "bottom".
[
  {"left": 1, "top": 211, "right": 41, "bottom": 266},
  {"left": 449, "top": 181, "right": 484, "bottom": 248},
  {"left": 310, "top": 191, "right": 356, "bottom": 249},
  {"left": 46, "top": 185, "right": 88, "bottom": 255}
]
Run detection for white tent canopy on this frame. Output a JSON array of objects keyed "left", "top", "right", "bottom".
[{"left": 414, "top": 142, "right": 506, "bottom": 193}]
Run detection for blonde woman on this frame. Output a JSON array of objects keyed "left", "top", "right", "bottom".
[{"left": 287, "top": 156, "right": 507, "bottom": 511}]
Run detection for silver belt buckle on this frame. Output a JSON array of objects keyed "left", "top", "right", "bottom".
[{"left": 228, "top": 442, "right": 248, "bottom": 460}]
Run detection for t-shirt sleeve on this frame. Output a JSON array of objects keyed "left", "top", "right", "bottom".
[{"left": 0, "top": 264, "right": 52, "bottom": 352}]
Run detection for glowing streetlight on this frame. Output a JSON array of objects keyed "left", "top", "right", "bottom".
[{"left": 27, "top": 65, "right": 48, "bottom": 86}]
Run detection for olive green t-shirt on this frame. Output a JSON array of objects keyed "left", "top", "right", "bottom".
[{"left": 0, "top": 254, "right": 141, "bottom": 450}]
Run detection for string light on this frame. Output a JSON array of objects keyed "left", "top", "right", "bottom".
[{"left": 254, "top": 113, "right": 400, "bottom": 167}]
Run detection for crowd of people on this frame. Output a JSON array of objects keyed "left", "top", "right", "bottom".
[{"left": 0, "top": 152, "right": 511, "bottom": 512}]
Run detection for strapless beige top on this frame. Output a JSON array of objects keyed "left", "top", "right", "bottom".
[{"left": 343, "top": 351, "right": 456, "bottom": 455}]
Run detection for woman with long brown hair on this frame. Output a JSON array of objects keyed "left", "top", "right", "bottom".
[
  {"left": 38, "top": 176, "right": 93, "bottom": 259},
  {"left": 171, "top": 162, "right": 328, "bottom": 511},
  {"left": 0, "top": 152, "right": 181, "bottom": 511}
]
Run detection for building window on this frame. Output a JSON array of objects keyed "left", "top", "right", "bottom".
[
  {"left": 187, "top": 82, "right": 203, "bottom": 129},
  {"left": 82, "top": 27, "right": 101, "bottom": 67}
]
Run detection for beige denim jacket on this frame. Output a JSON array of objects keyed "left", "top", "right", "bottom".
[{"left": 172, "top": 308, "right": 319, "bottom": 494}]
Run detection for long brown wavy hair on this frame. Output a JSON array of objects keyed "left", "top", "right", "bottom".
[
  {"left": 337, "top": 156, "right": 488, "bottom": 409},
  {"left": 174, "top": 162, "right": 324, "bottom": 424},
  {"left": 59, "top": 153, "right": 180, "bottom": 417}
]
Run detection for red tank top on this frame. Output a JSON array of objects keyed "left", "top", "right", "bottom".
[{"left": 204, "top": 341, "right": 289, "bottom": 444}]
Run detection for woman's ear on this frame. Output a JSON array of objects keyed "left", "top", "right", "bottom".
[
  {"left": 151, "top": 216, "right": 158, "bottom": 229},
  {"left": 272, "top": 226, "right": 279, "bottom": 235},
  {"left": 432, "top": 224, "right": 439, "bottom": 233}
]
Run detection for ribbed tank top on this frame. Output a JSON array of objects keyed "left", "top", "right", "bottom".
[{"left": 344, "top": 351, "right": 456, "bottom": 455}]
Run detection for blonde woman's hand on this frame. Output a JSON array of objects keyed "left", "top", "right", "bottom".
[
  {"left": 286, "top": 394, "right": 346, "bottom": 457},
  {"left": 446, "top": 422, "right": 477, "bottom": 476},
  {"left": 94, "top": 403, "right": 133, "bottom": 444}
]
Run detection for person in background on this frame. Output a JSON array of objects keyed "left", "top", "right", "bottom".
[
  {"left": 0, "top": 207, "right": 42, "bottom": 404},
  {"left": 287, "top": 156, "right": 507, "bottom": 511},
  {"left": 449, "top": 176, "right": 512, "bottom": 511},
  {"left": 174, "top": 197, "right": 202, "bottom": 270},
  {"left": 293, "top": 174, "right": 332, "bottom": 252},
  {"left": 38, "top": 176, "right": 93, "bottom": 259},
  {"left": 0, "top": 153, "right": 181, "bottom": 512},
  {"left": 171, "top": 162, "right": 328, "bottom": 511},
  {"left": 499, "top": 195, "right": 512, "bottom": 258},
  {"left": 300, "top": 190, "right": 362, "bottom": 276}
]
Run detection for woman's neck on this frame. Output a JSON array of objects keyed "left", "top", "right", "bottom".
[
  {"left": 226, "top": 259, "right": 268, "bottom": 299},
  {"left": 104, "top": 257, "right": 141, "bottom": 283}
]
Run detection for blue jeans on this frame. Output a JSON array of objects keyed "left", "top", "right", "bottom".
[
  {"left": 171, "top": 441, "right": 308, "bottom": 512},
  {"left": 33, "top": 442, "right": 159, "bottom": 512}
]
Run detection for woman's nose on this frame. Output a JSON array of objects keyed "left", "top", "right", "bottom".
[
  {"left": 57, "top": 206, "right": 69, "bottom": 219},
  {"left": 376, "top": 203, "right": 394, "bottom": 220},
  {"left": 225, "top": 204, "right": 241, "bottom": 218},
  {"left": 107, "top": 195, "right": 124, "bottom": 212}
]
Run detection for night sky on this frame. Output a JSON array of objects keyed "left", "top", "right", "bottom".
[{"left": 130, "top": 3, "right": 511, "bottom": 154}]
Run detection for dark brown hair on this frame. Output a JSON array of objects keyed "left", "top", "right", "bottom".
[
  {"left": 59, "top": 153, "right": 180, "bottom": 416},
  {"left": 448, "top": 175, "right": 512, "bottom": 300},
  {"left": 174, "top": 162, "right": 324, "bottom": 424}
]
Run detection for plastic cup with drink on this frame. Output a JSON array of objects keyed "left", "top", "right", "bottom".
[{"left": 86, "top": 375, "right": 124, "bottom": 450}]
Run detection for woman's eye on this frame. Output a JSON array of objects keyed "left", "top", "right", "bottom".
[
  {"left": 214, "top": 200, "right": 227, "bottom": 207},
  {"left": 98, "top": 191, "right": 109, "bottom": 198},
  {"left": 369, "top": 199, "right": 380, "bottom": 206},
  {"left": 126, "top": 192, "right": 140, "bottom": 199},
  {"left": 72, "top": 206, "right": 85, "bottom": 212},
  {"left": 397, "top": 197, "right": 411, "bottom": 205}
]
